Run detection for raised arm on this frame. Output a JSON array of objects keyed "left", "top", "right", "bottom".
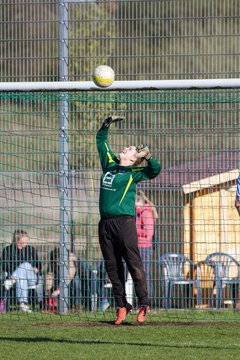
[
  {"left": 141, "top": 158, "right": 161, "bottom": 180},
  {"left": 132, "top": 144, "right": 161, "bottom": 182},
  {"left": 96, "top": 116, "right": 123, "bottom": 171},
  {"left": 135, "top": 144, "right": 161, "bottom": 180}
]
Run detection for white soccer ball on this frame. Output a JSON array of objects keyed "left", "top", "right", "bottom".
[{"left": 92, "top": 65, "right": 115, "bottom": 88}]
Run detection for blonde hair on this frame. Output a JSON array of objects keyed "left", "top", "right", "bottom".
[{"left": 137, "top": 190, "right": 159, "bottom": 219}]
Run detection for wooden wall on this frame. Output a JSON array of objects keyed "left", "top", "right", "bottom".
[{"left": 184, "top": 185, "right": 240, "bottom": 264}]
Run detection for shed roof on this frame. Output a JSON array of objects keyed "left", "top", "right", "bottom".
[{"left": 158, "top": 150, "right": 239, "bottom": 194}]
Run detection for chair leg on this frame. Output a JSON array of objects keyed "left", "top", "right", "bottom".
[
  {"left": 216, "top": 280, "right": 223, "bottom": 309},
  {"left": 196, "top": 280, "right": 202, "bottom": 307},
  {"left": 168, "top": 283, "right": 173, "bottom": 308},
  {"left": 91, "top": 270, "right": 98, "bottom": 312},
  {"left": 208, "top": 288, "right": 214, "bottom": 308},
  {"left": 232, "top": 284, "right": 238, "bottom": 310},
  {"left": 164, "top": 281, "right": 169, "bottom": 309}
]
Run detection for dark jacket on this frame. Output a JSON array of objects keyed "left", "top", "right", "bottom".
[
  {"left": 47, "top": 248, "right": 91, "bottom": 292},
  {"left": 96, "top": 126, "right": 161, "bottom": 218},
  {"left": 1, "top": 244, "right": 41, "bottom": 276}
]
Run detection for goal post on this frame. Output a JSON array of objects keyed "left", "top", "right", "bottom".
[
  {"left": 0, "top": 78, "right": 239, "bottom": 91},
  {"left": 0, "top": 80, "right": 239, "bottom": 319}
]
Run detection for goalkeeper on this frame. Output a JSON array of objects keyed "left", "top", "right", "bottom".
[{"left": 96, "top": 116, "right": 161, "bottom": 324}]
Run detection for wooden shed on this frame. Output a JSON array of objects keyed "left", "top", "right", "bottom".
[{"left": 157, "top": 150, "right": 240, "bottom": 263}]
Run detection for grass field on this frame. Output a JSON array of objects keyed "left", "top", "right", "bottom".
[{"left": 0, "top": 311, "right": 240, "bottom": 360}]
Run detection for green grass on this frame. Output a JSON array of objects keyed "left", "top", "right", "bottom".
[{"left": 0, "top": 311, "right": 240, "bottom": 359}]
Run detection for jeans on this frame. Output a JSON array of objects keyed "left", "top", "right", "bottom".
[
  {"left": 71, "top": 275, "right": 84, "bottom": 307},
  {"left": 139, "top": 248, "right": 152, "bottom": 300},
  {"left": 10, "top": 262, "right": 43, "bottom": 304}
]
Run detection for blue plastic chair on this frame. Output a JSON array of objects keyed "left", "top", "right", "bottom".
[
  {"left": 159, "top": 253, "right": 202, "bottom": 309},
  {"left": 205, "top": 252, "right": 240, "bottom": 309}
]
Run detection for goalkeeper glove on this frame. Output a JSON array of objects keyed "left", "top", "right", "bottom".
[
  {"left": 136, "top": 144, "right": 152, "bottom": 161},
  {"left": 102, "top": 115, "right": 124, "bottom": 128}
]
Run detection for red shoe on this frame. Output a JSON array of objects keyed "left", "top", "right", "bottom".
[
  {"left": 114, "top": 303, "right": 132, "bottom": 325},
  {"left": 137, "top": 305, "right": 150, "bottom": 323}
]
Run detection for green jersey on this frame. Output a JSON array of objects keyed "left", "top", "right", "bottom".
[{"left": 96, "top": 126, "right": 161, "bottom": 218}]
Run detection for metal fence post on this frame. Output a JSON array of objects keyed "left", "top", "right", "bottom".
[{"left": 59, "top": 0, "right": 69, "bottom": 314}]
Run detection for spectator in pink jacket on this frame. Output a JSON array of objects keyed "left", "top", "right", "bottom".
[{"left": 136, "top": 191, "right": 158, "bottom": 302}]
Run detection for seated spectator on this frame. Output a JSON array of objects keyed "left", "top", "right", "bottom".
[
  {"left": 45, "top": 248, "right": 111, "bottom": 313},
  {"left": 77, "top": 258, "right": 110, "bottom": 312},
  {"left": 1, "top": 229, "right": 43, "bottom": 313},
  {"left": 45, "top": 247, "right": 92, "bottom": 312}
]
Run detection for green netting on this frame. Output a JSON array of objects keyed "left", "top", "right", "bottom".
[{"left": 0, "top": 89, "right": 239, "bottom": 321}]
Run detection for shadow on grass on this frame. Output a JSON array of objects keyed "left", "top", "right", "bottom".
[{"left": 0, "top": 337, "right": 239, "bottom": 350}]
